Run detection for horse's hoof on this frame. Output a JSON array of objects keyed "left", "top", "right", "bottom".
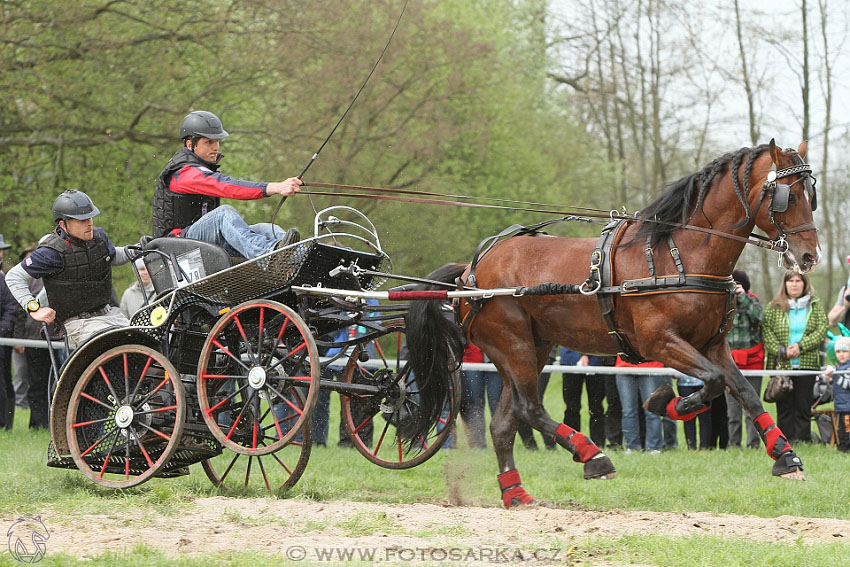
[
  {"left": 642, "top": 383, "right": 675, "bottom": 416},
  {"left": 506, "top": 496, "right": 540, "bottom": 509},
  {"left": 772, "top": 450, "right": 805, "bottom": 479},
  {"left": 584, "top": 454, "right": 616, "bottom": 480},
  {"left": 778, "top": 469, "right": 807, "bottom": 481}
]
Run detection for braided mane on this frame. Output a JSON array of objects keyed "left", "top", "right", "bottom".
[{"left": 635, "top": 144, "right": 768, "bottom": 247}]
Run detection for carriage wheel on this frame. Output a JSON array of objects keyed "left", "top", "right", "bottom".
[
  {"left": 340, "top": 321, "right": 461, "bottom": 469},
  {"left": 197, "top": 300, "right": 320, "bottom": 456},
  {"left": 202, "top": 388, "right": 312, "bottom": 491},
  {"left": 66, "top": 345, "right": 185, "bottom": 488}
]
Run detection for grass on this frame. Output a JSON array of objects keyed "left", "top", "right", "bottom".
[{"left": 2, "top": 383, "right": 850, "bottom": 566}]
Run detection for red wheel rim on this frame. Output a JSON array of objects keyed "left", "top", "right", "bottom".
[{"left": 197, "top": 301, "right": 319, "bottom": 456}]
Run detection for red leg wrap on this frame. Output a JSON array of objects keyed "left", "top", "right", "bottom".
[
  {"left": 754, "top": 412, "right": 792, "bottom": 461},
  {"left": 554, "top": 423, "right": 601, "bottom": 463},
  {"left": 497, "top": 469, "right": 535, "bottom": 508},
  {"left": 666, "top": 396, "right": 709, "bottom": 422}
]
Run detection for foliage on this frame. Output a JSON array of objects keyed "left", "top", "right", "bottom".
[{"left": 0, "top": 0, "right": 617, "bottom": 296}]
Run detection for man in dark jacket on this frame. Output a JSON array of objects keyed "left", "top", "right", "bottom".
[
  {"left": 0, "top": 270, "right": 22, "bottom": 429},
  {"left": 12, "top": 245, "right": 52, "bottom": 429},
  {"left": 153, "top": 110, "right": 301, "bottom": 259}
]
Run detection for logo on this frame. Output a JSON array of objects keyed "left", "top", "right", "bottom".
[{"left": 7, "top": 516, "right": 49, "bottom": 563}]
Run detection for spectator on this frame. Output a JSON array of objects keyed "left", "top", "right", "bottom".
[
  {"left": 120, "top": 258, "right": 156, "bottom": 320},
  {"left": 0, "top": 233, "right": 10, "bottom": 274},
  {"left": 708, "top": 388, "right": 728, "bottom": 449},
  {"left": 5, "top": 190, "right": 134, "bottom": 349},
  {"left": 827, "top": 268, "right": 850, "bottom": 328},
  {"left": 762, "top": 270, "right": 829, "bottom": 443},
  {"left": 459, "top": 342, "right": 501, "bottom": 448},
  {"left": 725, "top": 269, "right": 765, "bottom": 449},
  {"left": 153, "top": 110, "right": 301, "bottom": 258},
  {"left": 825, "top": 336, "right": 850, "bottom": 452},
  {"left": 677, "top": 374, "right": 710, "bottom": 450},
  {"left": 661, "top": 377, "right": 679, "bottom": 451},
  {"left": 615, "top": 357, "right": 668, "bottom": 453},
  {"left": 0, "top": 270, "right": 21, "bottom": 429},
  {"left": 602, "top": 366, "right": 623, "bottom": 449},
  {"left": 516, "top": 347, "right": 557, "bottom": 450},
  {"left": 12, "top": 246, "right": 52, "bottom": 429},
  {"left": 560, "top": 347, "right": 606, "bottom": 446}
]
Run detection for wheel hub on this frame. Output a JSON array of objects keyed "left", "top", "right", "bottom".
[
  {"left": 248, "top": 366, "right": 267, "bottom": 389},
  {"left": 379, "top": 379, "right": 406, "bottom": 414},
  {"left": 114, "top": 405, "right": 135, "bottom": 428}
]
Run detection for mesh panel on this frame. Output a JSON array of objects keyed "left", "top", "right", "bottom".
[
  {"left": 181, "top": 241, "right": 388, "bottom": 305},
  {"left": 130, "top": 242, "right": 389, "bottom": 331}
]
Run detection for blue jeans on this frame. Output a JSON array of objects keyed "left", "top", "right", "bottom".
[
  {"left": 616, "top": 373, "right": 668, "bottom": 451},
  {"left": 460, "top": 370, "right": 502, "bottom": 448},
  {"left": 183, "top": 204, "right": 286, "bottom": 259}
]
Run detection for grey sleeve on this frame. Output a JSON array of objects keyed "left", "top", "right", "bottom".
[
  {"left": 835, "top": 286, "right": 848, "bottom": 309},
  {"left": 112, "top": 246, "right": 134, "bottom": 267},
  {"left": 6, "top": 263, "right": 39, "bottom": 309}
]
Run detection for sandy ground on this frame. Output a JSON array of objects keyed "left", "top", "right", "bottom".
[{"left": 33, "top": 497, "right": 849, "bottom": 565}]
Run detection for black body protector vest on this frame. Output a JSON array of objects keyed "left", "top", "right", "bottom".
[
  {"left": 153, "top": 149, "right": 220, "bottom": 238},
  {"left": 41, "top": 230, "right": 114, "bottom": 323}
]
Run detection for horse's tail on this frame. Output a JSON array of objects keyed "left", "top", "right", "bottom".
[{"left": 404, "top": 263, "right": 467, "bottom": 442}]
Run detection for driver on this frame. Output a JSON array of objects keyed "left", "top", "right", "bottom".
[
  {"left": 6, "top": 190, "right": 133, "bottom": 348},
  {"left": 153, "top": 110, "right": 301, "bottom": 259}
]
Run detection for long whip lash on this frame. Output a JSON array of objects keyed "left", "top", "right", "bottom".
[{"left": 270, "top": 0, "right": 409, "bottom": 234}]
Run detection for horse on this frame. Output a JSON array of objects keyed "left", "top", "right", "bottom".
[{"left": 406, "top": 140, "right": 820, "bottom": 507}]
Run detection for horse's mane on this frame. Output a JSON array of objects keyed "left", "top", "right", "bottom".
[{"left": 634, "top": 144, "right": 769, "bottom": 247}]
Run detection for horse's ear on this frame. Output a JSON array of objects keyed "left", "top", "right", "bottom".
[
  {"left": 768, "top": 138, "right": 780, "bottom": 164},
  {"left": 797, "top": 140, "right": 808, "bottom": 159}
]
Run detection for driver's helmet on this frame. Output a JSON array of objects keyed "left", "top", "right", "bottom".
[
  {"left": 52, "top": 190, "right": 100, "bottom": 224},
  {"left": 179, "top": 110, "right": 229, "bottom": 140}
]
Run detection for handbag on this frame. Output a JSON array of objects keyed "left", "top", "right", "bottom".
[{"left": 763, "top": 374, "right": 793, "bottom": 403}]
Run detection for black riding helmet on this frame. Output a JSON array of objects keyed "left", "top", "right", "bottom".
[
  {"left": 52, "top": 190, "right": 100, "bottom": 224},
  {"left": 179, "top": 110, "right": 229, "bottom": 140}
]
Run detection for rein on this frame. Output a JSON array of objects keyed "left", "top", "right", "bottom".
[{"left": 300, "top": 182, "right": 795, "bottom": 252}]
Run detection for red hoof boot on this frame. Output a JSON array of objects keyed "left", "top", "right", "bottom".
[
  {"left": 754, "top": 412, "right": 793, "bottom": 461},
  {"left": 665, "top": 396, "right": 709, "bottom": 422},
  {"left": 553, "top": 424, "right": 601, "bottom": 463},
  {"left": 497, "top": 469, "right": 535, "bottom": 508}
]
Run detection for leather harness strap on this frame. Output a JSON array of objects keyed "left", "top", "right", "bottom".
[
  {"left": 455, "top": 218, "right": 738, "bottom": 356},
  {"left": 586, "top": 219, "right": 736, "bottom": 363}
]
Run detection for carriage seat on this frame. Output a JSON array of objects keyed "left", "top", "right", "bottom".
[{"left": 141, "top": 237, "right": 233, "bottom": 295}]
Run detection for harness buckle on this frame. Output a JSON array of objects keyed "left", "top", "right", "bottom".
[{"left": 579, "top": 279, "right": 601, "bottom": 296}]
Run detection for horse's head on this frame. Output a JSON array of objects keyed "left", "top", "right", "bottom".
[{"left": 752, "top": 139, "right": 821, "bottom": 273}]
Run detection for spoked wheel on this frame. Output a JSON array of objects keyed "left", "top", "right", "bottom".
[
  {"left": 197, "top": 300, "right": 320, "bottom": 456},
  {"left": 66, "top": 345, "right": 186, "bottom": 488},
  {"left": 202, "top": 388, "right": 312, "bottom": 491},
  {"left": 341, "top": 321, "right": 461, "bottom": 469}
]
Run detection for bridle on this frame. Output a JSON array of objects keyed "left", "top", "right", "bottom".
[{"left": 754, "top": 158, "right": 818, "bottom": 251}]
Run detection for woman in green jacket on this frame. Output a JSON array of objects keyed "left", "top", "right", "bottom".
[{"left": 762, "top": 271, "right": 828, "bottom": 443}]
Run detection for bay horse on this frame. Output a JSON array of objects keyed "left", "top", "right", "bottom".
[{"left": 406, "top": 140, "right": 820, "bottom": 507}]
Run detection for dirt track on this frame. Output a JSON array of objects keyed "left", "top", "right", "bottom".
[{"left": 43, "top": 497, "right": 849, "bottom": 564}]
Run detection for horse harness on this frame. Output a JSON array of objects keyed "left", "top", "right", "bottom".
[
  {"left": 456, "top": 217, "right": 736, "bottom": 362},
  {"left": 456, "top": 159, "right": 816, "bottom": 361},
  {"left": 582, "top": 219, "right": 735, "bottom": 363}
]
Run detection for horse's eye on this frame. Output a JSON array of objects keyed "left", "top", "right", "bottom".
[{"left": 788, "top": 194, "right": 796, "bottom": 204}]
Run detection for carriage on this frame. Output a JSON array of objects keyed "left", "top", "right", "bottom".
[
  {"left": 45, "top": 206, "right": 460, "bottom": 489},
  {"left": 45, "top": 140, "right": 819, "bottom": 506}
]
